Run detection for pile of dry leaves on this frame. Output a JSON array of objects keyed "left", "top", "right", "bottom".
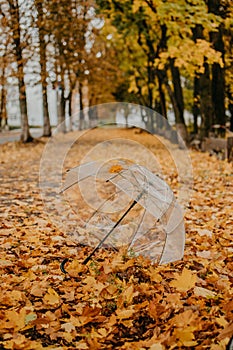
[{"left": 0, "top": 128, "right": 232, "bottom": 349}]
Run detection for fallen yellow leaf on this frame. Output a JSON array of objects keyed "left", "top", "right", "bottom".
[
  {"left": 170, "top": 268, "right": 196, "bottom": 292},
  {"left": 43, "top": 287, "right": 61, "bottom": 307},
  {"left": 174, "top": 326, "right": 198, "bottom": 347}
]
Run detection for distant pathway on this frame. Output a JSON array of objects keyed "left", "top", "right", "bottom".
[{"left": 0, "top": 128, "right": 43, "bottom": 144}]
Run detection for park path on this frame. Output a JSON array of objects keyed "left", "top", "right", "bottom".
[{"left": 0, "top": 128, "right": 43, "bottom": 144}]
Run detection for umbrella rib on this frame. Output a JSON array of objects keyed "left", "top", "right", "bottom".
[
  {"left": 84, "top": 188, "right": 122, "bottom": 228},
  {"left": 128, "top": 206, "right": 147, "bottom": 249},
  {"left": 60, "top": 173, "right": 95, "bottom": 193},
  {"left": 107, "top": 170, "right": 125, "bottom": 183},
  {"left": 83, "top": 190, "right": 145, "bottom": 265},
  {"left": 111, "top": 168, "right": 149, "bottom": 197}
]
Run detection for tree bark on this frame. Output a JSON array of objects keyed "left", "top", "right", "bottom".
[
  {"left": 36, "top": 0, "right": 52, "bottom": 137},
  {"left": 18, "top": 55, "right": 32, "bottom": 142},
  {"left": 208, "top": 0, "right": 226, "bottom": 130},
  {"left": 158, "top": 77, "right": 167, "bottom": 119},
  {"left": 169, "top": 59, "right": 188, "bottom": 143},
  {"left": 0, "top": 50, "right": 8, "bottom": 131},
  {"left": 57, "top": 84, "right": 66, "bottom": 133},
  {"left": 192, "top": 24, "right": 214, "bottom": 138},
  {"left": 79, "top": 81, "right": 84, "bottom": 130},
  {"left": 210, "top": 28, "right": 225, "bottom": 127},
  {"left": 0, "top": 86, "right": 7, "bottom": 131},
  {"left": 0, "top": 70, "right": 7, "bottom": 131},
  {"left": 8, "top": 0, "right": 32, "bottom": 142},
  {"left": 199, "top": 62, "right": 214, "bottom": 138},
  {"left": 230, "top": 106, "right": 233, "bottom": 132},
  {"left": 193, "top": 76, "right": 200, "bottom": 135}
]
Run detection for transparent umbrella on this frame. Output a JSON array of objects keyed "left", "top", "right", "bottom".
[{"left": 61, "top": 159, "right": 185, "bottom": 267}]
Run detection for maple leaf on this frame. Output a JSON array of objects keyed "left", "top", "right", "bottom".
[
  {"left": 171, "top": 310, "right": 197, "bottom": 328},
  {"left": 108, "top": 164, "right": 124, "bottom": 173},
  {"left": 61, "top": 322, "right": 76, "bottom": 333},
  {"left": 66, "top": 259, "right": 86, "bottom": 277},
  {"left": 170, "top": 267, "right": 196, "bottom": 292},
  {"left": 174, "top": 326, "right": 198, "bottom": 347},
  {"left": 121, "top": 284, "right": 136, "bottom": 304},
  {"left": 43, "top": 287, "right": 61, "bottom": 307}
]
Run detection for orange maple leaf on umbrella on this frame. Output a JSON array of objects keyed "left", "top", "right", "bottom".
[{"left": 108, "top": 164, "right": 124, "bottom": 173}]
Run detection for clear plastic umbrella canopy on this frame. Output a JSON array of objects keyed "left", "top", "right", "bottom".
[{"left": 61, "top": 159, "right": 185, "bottom": 264}]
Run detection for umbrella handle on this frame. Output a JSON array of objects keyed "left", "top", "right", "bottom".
[{"left": 83, "top": 199, "right": 138, "bottom": 265}]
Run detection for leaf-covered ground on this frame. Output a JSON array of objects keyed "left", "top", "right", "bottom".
[{"left": 0, "top": 128, "right": 232, "bottom": 350}]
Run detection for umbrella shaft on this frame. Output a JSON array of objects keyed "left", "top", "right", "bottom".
[{"left": 83, "top": 200, "right": 137, "bottom": 264}]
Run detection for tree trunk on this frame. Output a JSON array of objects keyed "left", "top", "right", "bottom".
[
  {"left": 212, "top": 62, "right": 225, "bottom": 125},
  {"left": 192, "top": 24, "right": 214, "bottom": 138},
  {"left": 57, "top": 84, "right": 66, "bottom": 133},
  {"left": 0, "top": 87, "right": 7, "bottom": 131},
  {"left": 18, "top": 65, "right": 32, "bottom": 142},
  {"left": 170, "top": 59, "right": 184, "bottom": 122},
  {"left": 230, "top": 109, "right": 233, "bottom": 132},
  {"left": 36, "top": 0, "right": 51, "bottom": 137},
  {"left": 67, "top": 92, "right": 72, "bottom": 132},
  {"left": 8, "top": 0, "right": 32, "bottom": 142},
  {"left": 0, "top": 52, "right": 8, "bottom": 131},
  {"left": 79, "top": 81, "right": 84, "bottom": 130},
  {"left": 208, "top": 0, "right": 226, "bottom": 130},
  {"left": 158, "top": 76, "right": 167, "bottom": 119},
  {"left": 42, "top": 89, "right": 51, "bottom": 136},
  {"left": 199, "top": 62, "right": 214, "bottom": 138},
  {"left": 154, "top": 76, "right": 167, "bottom": 131},
  {"left": 226, "top": 87, "right": 233, "bottom": 132},
  {"left": 193, "top": 76, "right": 200, "bottom": 135},
  {"left": 210, "top": 41, "right": 225, "bottom": 127},
  {"left": 147, "top": 57, "right": 154, "bottom": 110},
  {"left": 169, "top": 59, "right": 188, "bottom": 143},
  {"left": 0, "top": 83, "right": 6, "bottom": 131}
]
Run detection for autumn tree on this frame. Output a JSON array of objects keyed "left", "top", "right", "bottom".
[
  {"left": 86, "top": 31, "right": 128, "bottom": 107},
  {"left": 96, "top": 1, "right": 188, "bottom": 138},
  {"left": 222, "top": 0, "right": 233, "bottom": 132},
  {"left": 34, "top": 0, "right": 52, "bottom": 137},
  {"left": 0, "top": 13, "right": 10, "bottom": 131},
  {"left": 43, "top": 0, "right": 97, "bottom": 131},
  {"left": 208, "top": 0, "right": 225, "bottom": 129},
  {"left": 96, "top": 0, "right": 230, "bottom": 140},
  {"left": 0, "top": 3, "right": 13, "bottom": 130},
  {"left": 1, "top": 0, "right": 33, "bottom": 142}
]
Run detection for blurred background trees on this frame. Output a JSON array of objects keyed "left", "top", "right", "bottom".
[{"left": 0, "top": 0, "right": 232, "bottom": 141}]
